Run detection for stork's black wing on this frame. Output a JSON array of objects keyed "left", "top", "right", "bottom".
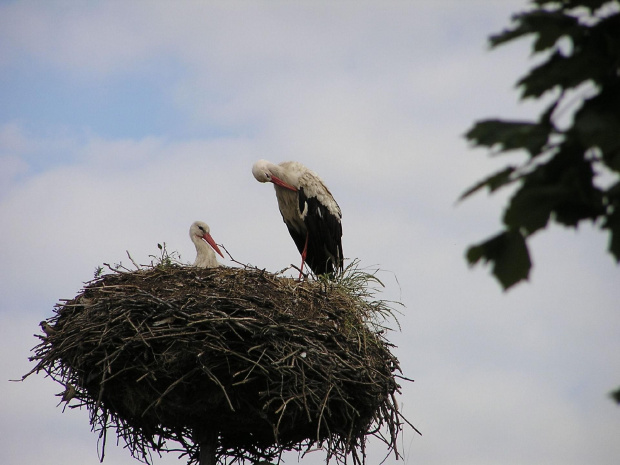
[{"left": 298, "top": 187, "right": 343, "bottom": 276}]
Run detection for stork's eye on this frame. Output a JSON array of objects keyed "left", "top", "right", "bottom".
[{"left": 198, "top": 226, "right": 205, "bottom": 232}]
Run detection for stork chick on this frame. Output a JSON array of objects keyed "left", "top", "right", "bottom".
[{"left": 190, "top": 221, "right": 224, "bottom": 268}]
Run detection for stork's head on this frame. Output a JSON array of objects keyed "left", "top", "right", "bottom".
[
  {"left": 251, "top": 159, "right": 274, "bottom": 183},
  {"left": 252, "top": 159, "right": 297, "bottom": 191},
  {"left": 189, "top": 221, "right": 224, "bottom": 258}
]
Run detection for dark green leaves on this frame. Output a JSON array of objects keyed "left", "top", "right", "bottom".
[
  {"left": 493, "top": 5, "right": 620, "bottom": 100},
  {"left": 463, "top": 0, "right": 620, "bottom": 290},
  {"left": 605, "top": 208, "right": 620, "bottom": 261},
  {"left": 517, "top": 50, "right": 599, "bottom": 99},
  {"left": 459, "top": 166, "right": 516, "bottom": 200},
  {"left": 505, "top": 149, "right": 604, "bottom": 231},
  {"left": 573, "top": 87, "right": 620, "bottom": 157},
  {"left": 465, "top": 119, "right": 550, "bottom": 156},
  {"left": 503, "top": 185, "right": 558, "bottom": 235},
  {"left": 466, "top": 231, "right": 531, "bottom": 291},
  {"left": 490, "top": 10, "right": 579, "bottom": 52},
  {"left": 602, "top": 181, "right": 620, "bottom": 261}
]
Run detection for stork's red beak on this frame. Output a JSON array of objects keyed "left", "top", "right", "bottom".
[
  {"left": 203, "top": 233, "right": 225, "bottom": 258},
  {"left": 271, "top": 175, "right": 297, "bottom": 192}
]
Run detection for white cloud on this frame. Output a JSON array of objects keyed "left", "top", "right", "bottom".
[
  {"left": 2, "top": 1, "right": 620, "bottom": 465},
  {"left": 0, "top": 155, "right": 28, "bottom": 198}
]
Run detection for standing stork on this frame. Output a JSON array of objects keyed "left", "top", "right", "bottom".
[
  {"left": 189, "top": 221, "right": 224, "bottom": 268},
  {"left": 251, "top": 159, "right": 343, "bottom": 277}
]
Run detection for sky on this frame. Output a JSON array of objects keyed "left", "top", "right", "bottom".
[{"left": 1, "top": 1, "right": 619, "bottom": 464}]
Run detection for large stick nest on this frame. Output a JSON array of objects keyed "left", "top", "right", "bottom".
[{"left": 27, "top": 262, "right": 415, "bottom": 464}]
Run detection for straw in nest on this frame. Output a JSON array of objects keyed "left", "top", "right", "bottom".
[{"left": 25, "top": 257, "right": 418, "bottom": 465}]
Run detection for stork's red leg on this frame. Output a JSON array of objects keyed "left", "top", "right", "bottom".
[{"left": 299, "top": 233, "right": 309, "bottom": 279}]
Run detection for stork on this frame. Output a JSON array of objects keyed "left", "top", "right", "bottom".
[
  {"left": 251, "top": 159, "right": 343, "bottom": 277},
  {"left": 189, "top": 221, "right": 224, "bottom": 268}
]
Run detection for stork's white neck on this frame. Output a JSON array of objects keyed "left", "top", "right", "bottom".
[{"left": 192, "top": 235, "right": 220, "bottom": 268}]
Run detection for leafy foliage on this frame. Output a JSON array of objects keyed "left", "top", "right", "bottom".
[
  {"left": 463, "top": 0, "right": 620, "bottom": 290},
  {"left": 466, "top": 231, "right": 531, "bottom": 290}
]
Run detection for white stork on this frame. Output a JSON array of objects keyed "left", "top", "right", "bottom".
[
  {"left": 251, "top": 159, "right": 343, "bottom": 277},
  {"left": 189, "top": 221, "right": 224, "bottom": 268}
]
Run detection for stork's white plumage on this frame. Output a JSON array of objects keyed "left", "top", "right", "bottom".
[
  {"left": 189, "top": 221, "right": 224, "bottom": 268},
  {"left": 252, "top": 159, "right": 343, "bottom": 276}
]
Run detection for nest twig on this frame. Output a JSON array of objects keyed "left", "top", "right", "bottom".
[{"left": 25, "top": 261, "right": 417, "bottom": 465}]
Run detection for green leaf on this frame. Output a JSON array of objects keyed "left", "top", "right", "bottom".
[
  {"left": 518, "top": 50, "right": 598, "bottom": 99},
  {"left": 489, "top": 15, "right": 533, "bottom": 48},
  {"left": 602, "top": 185, "right": 620, "bottom": 262},
  {"left": 467, "top": 230, "right": 531, "bottom": 290},
  {"left": 558, "top": 0, "right": 615, "bottom": 13},
  {"left": 573, "top": 90, "right": 620, "bottom": 156},
  {"left": 605, "top": 153, "right": 620, "bottom": 173},
  {"left": 607, "top": 212, "right": 620, "bottom": 262},
  {"left": 464, "top": 1, "right": 620, "bottom": 293},
  {"left": 539, "top": 99, "right": 560, "bottom": 127},
  {"left": 459, "top": 166, "right": 516, "bottom": 201},
  {"left": 528, "top": 11, "right": 580, "bottom": 52},
  {"left": 466, "top": 119, "right": 550, "bottom": 156},
  {"left": 503, "top": 147, "right": 603, "bottom": 232},
  {"left": 503, "top": 185, "right": 561, "bottom": 235},
  {"left": 491, "top": 9, "right": 580, "bottom": 52}
]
